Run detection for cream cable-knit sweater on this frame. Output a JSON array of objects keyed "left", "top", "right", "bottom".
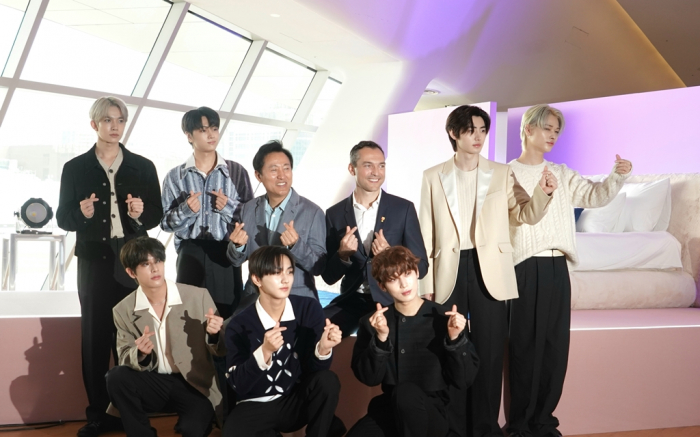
[{"left": 508, "top": 159, "right": 630, "bottom": 266}]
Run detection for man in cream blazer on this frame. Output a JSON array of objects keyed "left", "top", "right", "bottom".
[{"left": 419, "top": 105, "right": 555, "bottom": 437}]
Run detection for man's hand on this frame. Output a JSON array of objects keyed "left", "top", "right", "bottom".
[
  {"left": 614, "top": 154, "right": 632, "bottom": 175},
  {"left": 369, "top": 302, "right": 390, "bottom": 342},
  {"left": 187, "top": 190, "right": 202, "bottom": 213},
  {"left": 371, "top": 229, "right": 390, "bottom": 256},
  {"left": 318, "top": 318, "right": 342, "bottom": 356},
  {"left": 423, "top": 293, "right": 434, "bottom": 302},
  {"left": 281, "top": 220, "right": 299, "bottom": 248},
  {"left": 210, "top": 188, "right": 228, "bottom": 211},
  {"left": 338, "top": 226, "right": 358, "bottom": 261},
  {"left": 262, "top": 321, "right": 287, "bottom": 364},
  {"left": 204, "top": 307, "right": 223, "bottom": 335},
  {"left": 135, "top": 325, "right": 156, "bottom": 356},
  {"left": 126, "top": 194, "right": 144, "bottom": 219},
  {"left": 229, "top": 222, "right": 248, "bottom": 247},
  {"left": 538, "top": 165, "right": 558, "bottom": 195},
  {"left": 80, "top": 193, "right": 99, "bottom": 218},
  {"left": 445, "top": 304, "right": 467, "bottom": 341}
]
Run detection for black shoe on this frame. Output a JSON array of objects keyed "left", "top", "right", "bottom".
[{"left": 76, "top": 420, "right": 121, "bottom": 437}]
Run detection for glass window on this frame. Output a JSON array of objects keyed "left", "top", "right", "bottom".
[
  {"left": 0, "top": 0, "right": 29, "bottom": 71},
  {"left": 219, "top": 120, "right": 285, "bottom": 182},
  {"left": 289, "top": 131, "right": 314, "bottom": 168},
  {"left": 0, "top": 89, "right": 137, "bottom": 291},
  {"left": 125, "top": 106, "right": 192, "bottom": 183},
  {"left": 305, "top": 78, "right": 341, "bottom": 126},
  {"left": 0, "top": 86, "right": 8, "bottom": 107},
  {"left": 148, "top": 11, "right": 251, "bottom": 109},
  {"left": 20, "top": 0, "right": 170, "bottom": 94},
  {"left": 235, "top": 49, "right": 315, "bottom": 122}
]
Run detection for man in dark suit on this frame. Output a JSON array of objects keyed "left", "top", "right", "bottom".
[
  {"left": 227, "top": 140, "right": 326, "bottom": 304},
  {"left": 56, "top": 97, "right": 162, "bottom": 437},
  {"left": 323, "top": 141, "right": 428, "bottom": 336}
]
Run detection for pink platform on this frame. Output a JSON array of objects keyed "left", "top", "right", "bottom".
[{"left": 1, "top": 292, "right": 699, "bottom": 435}]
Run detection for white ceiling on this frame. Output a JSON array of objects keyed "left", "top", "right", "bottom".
[{"left": 191, "top": 0, "right": 694, "bottom": 110}]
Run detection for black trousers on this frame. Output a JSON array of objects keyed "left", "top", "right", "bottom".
[
  {"left": 507, "top": 256, "right": 571, "bottom": 437},
  {"left": 223, "top": 370, "right": 340, "bottom": 437},
  {"left": 347, "top": 383, "right": 450, "bottom": 437},
  {"left": 324, "top": 292, "right": 375, "bottom": 338},
  {"left": 77, "top": 238, "right": 135, "bottom": 422},
  {"left": 176, "top": 239, "right": 243, "bottom": 320},
  {"left": 106, "top": 366, "right": 214, "bottom": 437},
  {"left": 444, "top": 249, "right": 507, "bottom": 437}
]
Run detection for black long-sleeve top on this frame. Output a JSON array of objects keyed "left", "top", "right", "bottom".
[{"left": 352, "top": 299, "right": 479, "bottom": 400}]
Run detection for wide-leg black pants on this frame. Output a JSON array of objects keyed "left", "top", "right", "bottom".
[
  {"left": 223, "top": 370, "right": 341, "bottom": 437},
  {"left": 77, "top": 238, "right": 135, "bottom": 422},
  {"left": 346, "top": 382, "right": 450, "bottom": 437},
  {"left": 106, "top": 366, "right": 214, "bottom": 437},
  {"left": 444, "top": 249, "right": 507, "bottom": 437},
  {"left": 507, "top": 256, "right": 571, "bottom": 437}
]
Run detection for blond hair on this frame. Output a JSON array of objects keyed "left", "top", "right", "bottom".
[
  {"left": 89, "top": 96, "right": 128, "bottom": 125},
  {"left": 520, "top": 104, "right": 565, "bottom": 149}
]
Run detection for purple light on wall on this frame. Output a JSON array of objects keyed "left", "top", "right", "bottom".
[{"left": 507, "top": 86, "right": 700, "bottom": 175}]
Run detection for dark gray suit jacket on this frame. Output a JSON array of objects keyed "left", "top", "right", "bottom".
[{"left": 226, "top": 188, "right": 326, "bottom": 299}]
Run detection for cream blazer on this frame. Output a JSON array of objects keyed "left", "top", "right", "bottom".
[{"left": 419, "top": 155, "right": 552, "bottom": 303}]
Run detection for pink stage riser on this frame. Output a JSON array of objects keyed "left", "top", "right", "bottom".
[
  {"left": 558, "top": 309, "right": 700, "bottom": 435},
  {"left": 2, "top": 309, "right": 700, "bottom": 435},
  {"left": 0, "top": 317, "right": 87, "bottom": 425}
]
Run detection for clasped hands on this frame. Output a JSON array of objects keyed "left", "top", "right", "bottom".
[{"left": 369, "top": 303, "right": 466, "bottom": 342}]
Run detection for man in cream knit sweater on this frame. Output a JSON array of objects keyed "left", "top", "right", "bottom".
[{"left": 507, "top": 104, "right": 632, "bottom": 437}]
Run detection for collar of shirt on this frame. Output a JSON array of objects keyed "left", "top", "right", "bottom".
[
  {"left": 352, "top": 189, "right": 381, "bottom": 212},
  {"left": 264, "top": 189, "right": 293, "bottom": 230},
  {"left": 182, "top": 152, "right": 227, "bottom": 179},
  {"left": 255, "top": 297, "right": 295, "bottom": 330},
  {"left": 134, "top": 280, "right": 183, "bottom": 318}
]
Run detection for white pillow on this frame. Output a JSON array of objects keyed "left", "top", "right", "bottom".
[
  {"left": 653, "top": 181, "right": 672, "bottom": 231},
  {"left": 576, "top": 192, "right": 627, "bottom": 233},
  {"left": 618, "top": 179, "right": 671, "bottom": 232}
]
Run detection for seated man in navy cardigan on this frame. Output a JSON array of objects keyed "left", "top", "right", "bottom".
[
  {"left": 348, "top": 246, "right": 480, "bottom": 437},
  {"left": 223, "top": 246, "right": 345, "bottom": 437}
]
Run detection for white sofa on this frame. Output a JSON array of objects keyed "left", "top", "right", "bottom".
[{"left": 570, "top": 173, "right": 700, "bottom": 310}]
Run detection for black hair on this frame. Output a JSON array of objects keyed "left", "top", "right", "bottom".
[
  {"left": 349, "top": 140, "right": 385, "bottom": 167},
  {"left": 181, "top": 107, "right": 221, "bottom": 145},
  {"left": 120, "top": 237, "right": 166, "bottom": 273},
  {"left": 445, "top": 105, "right": 491, "bottom": 151},
  {"left": 248, "top": 246, "right": 296, "bottom": 290},
  {"left": 252, "top": 140, "right": 294, "bottom": 174}
]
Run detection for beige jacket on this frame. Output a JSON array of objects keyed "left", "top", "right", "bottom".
[
  {"left": 107, "top": 282, "right": 226, "bottom": 425},
  {"left": 419, "top": 155, "right": 552, "bottom": 303}
]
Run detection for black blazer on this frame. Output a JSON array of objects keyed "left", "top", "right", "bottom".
[
  {"left": 56, "top": 144, "right": 162, "bottom": 260},
  {"left": 322, "top": 190, "right": 428, "bottom": 306},
  {"left": 351, "top": 300, "right": 479, "bottom": 396}
]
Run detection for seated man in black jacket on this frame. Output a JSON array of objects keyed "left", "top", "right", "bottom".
[{"left": 349, "top": 246, "right": 479, "bottom": 437}]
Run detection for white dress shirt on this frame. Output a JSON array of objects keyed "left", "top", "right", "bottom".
[
  {"left": 352, "top": 190, "right": 381, "bottom": 293},
  {"left": 134, "top": 280, "right": 183, "bottom": 374}
]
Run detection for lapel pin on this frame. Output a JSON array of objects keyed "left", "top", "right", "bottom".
[{"left": 381, "top": 217, "right": 385, "bottom": 222}]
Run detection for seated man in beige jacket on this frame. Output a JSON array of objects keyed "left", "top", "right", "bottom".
[
  {"left": 419, "top": 105, "right": 556, "bottom": 437},
  {"left": 106, "top": 237, "right": 225, "bottom": 437}
]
